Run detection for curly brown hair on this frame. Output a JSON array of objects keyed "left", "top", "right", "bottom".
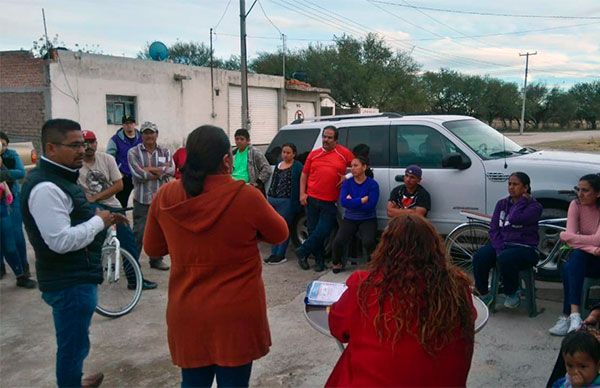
[{"left": 358, "top": 214, "right": 474, "bottom": 354}]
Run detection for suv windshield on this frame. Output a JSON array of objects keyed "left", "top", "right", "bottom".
[{"left": 443, "top": 119, "right": 530, "bottom": 160}]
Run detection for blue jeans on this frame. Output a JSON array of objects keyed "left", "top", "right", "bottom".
[
  {"left": 297, "top": 197, "right": 338, "bottom": 264},
  {"left": 562, "top": 249, "right": 600, "bottom": 315},
  {"left": 473, "top": 244, "right": 539, "bottom": 295},
  {"left": 41, "top": 284, "right": 98, "bottom": 388},
  {"left": 181, "top": 362, "right": 253, "bottom": 388},
  {"left": 0, "top": 201, "right": 24, "bottom": 276},
  {"left": 268, "top": 196, "right": 294, "bottom": 257}
]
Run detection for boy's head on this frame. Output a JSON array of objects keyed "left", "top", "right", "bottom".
[
  {"left": 234, "top": 128, "right": 250, "bottom": 151},
  {"left": 561, "top": 330, "right": 600, "bottom": 387}
]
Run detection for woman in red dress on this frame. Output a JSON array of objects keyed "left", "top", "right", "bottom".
[{"left": 327, "top": 214, "right": 475, "bottom": 387}]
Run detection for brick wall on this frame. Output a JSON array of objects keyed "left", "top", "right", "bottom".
[
  {"left": 0, "top": 50, "right": 46, "bottom": 88},
  {"left": 0, "top": 51, "right": 48, "bottom": 147}
]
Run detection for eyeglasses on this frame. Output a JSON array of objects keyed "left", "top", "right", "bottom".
[{"left": 53, "top": 142, "right": 86, "bottom": 149}]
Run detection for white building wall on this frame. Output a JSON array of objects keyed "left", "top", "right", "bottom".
[{"left": 48, "top": 51, "right": 285, "bottom": 150}]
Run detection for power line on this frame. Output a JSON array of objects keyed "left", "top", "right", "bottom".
[
  {"left": 369, "top": 1, "right": 600, "bottom": 20},
  {"left": 213, "top": 0, "right": 233, "bottom": 30},
  {"left": 257, "top": 0, "right": 282, "bottom": 35}
]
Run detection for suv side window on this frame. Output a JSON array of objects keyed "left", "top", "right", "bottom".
[
  {"left": 265, "top": 128, "right": 320, "bottom": 165},
  {"left": 341, "top": 125, "right": 390, "bottom": 167},
  {"left": 393, "top": 125, "right": 463, "bottom": 168}
]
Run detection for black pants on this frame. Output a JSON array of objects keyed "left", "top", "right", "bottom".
[
  {"left": 116, "top": 175, "right": 134, "bottom": 209},
  {"left": 332, "top": 218, "right": 377, "bottom": 266},
  {"left": 181, "top": 362, "right": 252, "bottom": 388},
  {"left": 547, "top": 352, "right": 565, "bottom": 387}
]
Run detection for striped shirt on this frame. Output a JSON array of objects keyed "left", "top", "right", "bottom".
[{"left": 127, "top": 143, "right": 175, "bottom": 205}]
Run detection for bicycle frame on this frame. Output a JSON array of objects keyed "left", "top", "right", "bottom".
[{"left": 103, "top": 225, "right": 122, "bottom": 283}]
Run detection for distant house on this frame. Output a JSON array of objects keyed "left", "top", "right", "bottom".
[{"left": 0, "top": 50, "right": 331, "bottom": 149}]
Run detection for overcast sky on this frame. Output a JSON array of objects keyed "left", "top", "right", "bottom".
[{"left": 1, "top": 0, "right": 599, "bottom": 89}]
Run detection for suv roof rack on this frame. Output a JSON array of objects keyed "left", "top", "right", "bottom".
[{"left": 291, "top": 112, "right": 403, "bottom": 124}]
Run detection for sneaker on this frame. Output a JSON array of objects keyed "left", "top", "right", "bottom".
[
  {"left": 264, "top": 255, "right": 276, "bottom": 264},
  {"left": 503, "top": 292, "right": 521, "bottom": 309},
  {"left": 81, "top": 372, "right": 104, "bottom": 388},
  {"left": 568, "top": 313, "right": 582, "bottom": 333},
  {"left": 549, "top": 316, "right": 570, "bottom": 336},
  {"left": 297, "top": 257, "right": 310, "bottom": 270},
  {"left": 479, "top": 293, "right": 494, "bottom": 306},
  {"left": 16, "top": 276, "right": 37, "bottom": 289},
  {"left": 267, "top": 255, "right": 287, "bottom": 265}
]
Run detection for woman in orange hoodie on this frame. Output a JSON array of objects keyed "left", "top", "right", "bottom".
[{"left": 143, "top": 125, "right": 288, "bottom": 387}]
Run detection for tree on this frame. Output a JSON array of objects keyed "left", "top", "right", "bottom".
[
  {"left": 546, "top": 88, "right": 578, "bottom": 127},
  {"left": 570, "top": 81, "right": 600, "bottom": 129},
  {"left": 137, "top": 40, "right": 238, "bottom": 69},
  {"left": 251, "top": 33, "right": 425, "bottom": 111}
]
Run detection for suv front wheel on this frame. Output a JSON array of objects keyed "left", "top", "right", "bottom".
[{"left": 290, "top": 211, "right": 337, "bottom": 258}]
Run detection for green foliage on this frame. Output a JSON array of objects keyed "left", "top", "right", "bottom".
[
  {"left": 570, "top": 81, "right": 600, "bottom": 129},
  {"left": 137, "top": 40, "right": 239, "bottom": 70},
  {"left": 250, "top": 33, "right": 426, "bottom": 111},
  {"left": 31, "top": 34, "right": 103, "bottom": 58}
]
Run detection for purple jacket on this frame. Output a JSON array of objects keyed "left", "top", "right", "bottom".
[
  {"left": 489, "top": 196, "right": 543, "bottom": 252},
  {"left": 106, "top": 128, "right": 142, "bottom": 177}
]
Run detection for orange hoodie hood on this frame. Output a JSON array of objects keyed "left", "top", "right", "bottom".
[{"left": 156, "top": 174, "right": 246, "bottom": 233}]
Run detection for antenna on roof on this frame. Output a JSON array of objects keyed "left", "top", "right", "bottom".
[{"left": 42, "top": 8, "right": 50, "bottom": 50}]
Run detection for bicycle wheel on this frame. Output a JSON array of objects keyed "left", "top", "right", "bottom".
[
  {"left": 535, "top": 223, "right": 568, "bottom": 282},
  {"left": 445, "top": 223, "right": 490, "bottom": 272},
  {"left": 96, "top": 246, "right": 143, "bottom": 318}
]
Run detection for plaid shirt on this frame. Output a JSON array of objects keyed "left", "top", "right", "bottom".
[{"left": 127, "top": 143, "right": 175, "bottom": 205}]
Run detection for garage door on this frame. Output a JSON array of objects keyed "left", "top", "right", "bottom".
[
  {"left": 287, "top": 101, "right": 315, "bottom": 124},
  {"left": 228, "top": 86, "right": 279, "bottom": 145}
]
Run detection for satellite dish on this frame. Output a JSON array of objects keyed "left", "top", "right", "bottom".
[{"left": 148, "top": 41, "right": 169, "bottom": 61}]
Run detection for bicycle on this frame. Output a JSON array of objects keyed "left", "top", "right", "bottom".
[
  {"left": 95, "top": 212, "right": 143, "bottom": 318},
  {"left": 445, "top": 210, "right": 570, "bottom": 280}
]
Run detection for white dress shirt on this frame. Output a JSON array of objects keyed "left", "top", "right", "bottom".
[{"left": 28, "top": 157, "right": 105, "bottom": 254}]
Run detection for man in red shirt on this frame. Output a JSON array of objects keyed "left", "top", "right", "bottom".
[{"left": 296, "top": 125, "right": 354, "bottom": 272}]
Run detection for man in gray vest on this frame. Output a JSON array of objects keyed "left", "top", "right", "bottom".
[{"left": 21, "top": 119, "right": 125, "bottom": 388}]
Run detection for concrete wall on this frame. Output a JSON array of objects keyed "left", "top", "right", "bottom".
[
  {"left": 0, "top": 51, "right": 50, "bottom": 147},
  {"left": 48, "top": 51, "right": 287, "bottom": 150}
]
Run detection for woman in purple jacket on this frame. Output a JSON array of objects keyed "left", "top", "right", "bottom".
[
  {"left": 473, "top": 172, "right": 543, "bottom": 308},
  {"left": 331, "top": 155, "right": 380, "bottom": 274}
]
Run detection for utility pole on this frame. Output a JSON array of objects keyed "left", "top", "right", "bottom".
[
  {"left": 282, "top": 33, "right": 286, "bottom": 78},
  {"left": 210, "top": 28, "right": 216, "bottom": 118},
  {"left": 519, "top": 51, "right": 537, "bottom": 135},
  {"left": 239, "top": 0, "right": 257, "bottom": 130}
]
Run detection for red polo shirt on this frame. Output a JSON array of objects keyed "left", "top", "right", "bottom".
[{"left": 303, "top": 144, "right": 354, "bottom": 202}]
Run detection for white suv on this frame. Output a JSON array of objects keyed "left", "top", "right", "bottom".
[{"left": 265, "top": 113, "right": 600, "bottom": 244}]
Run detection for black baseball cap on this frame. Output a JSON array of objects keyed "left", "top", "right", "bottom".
[{"left": 122, "top": 115, "right": 136, "bottom": 124}]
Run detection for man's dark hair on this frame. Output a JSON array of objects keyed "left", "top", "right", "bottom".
[
  {"left": 183, "top": 125, "right": 231, "bottom": 197},
  {"left": 561, "top": 330, "right": 600, "bottom": 362},
  {"left": 41, "top": 119, "right": 81, "bottom": 155},
  {"left": 0, "top": 131, "right": 9, "bottom": 144},
  {"left": 323, "top": 125, "right": 339, "bottom": 140},
  {"left": 234, "top": 128, "right": 250, "bottom": 140}
]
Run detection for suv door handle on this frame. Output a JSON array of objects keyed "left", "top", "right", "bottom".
[{"left": 395, "top": 174, "right": 403, "bottom": 182}]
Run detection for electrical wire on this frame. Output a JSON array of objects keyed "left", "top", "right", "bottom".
[
  {"left": 368, "top": 0, "right": 600, "bottom": 20},
  {"left": 213, "top": 0, "right": 233, "bottom": 30},
  {"left": 257, "top": 0, "right": 283, "bottom": 35}
]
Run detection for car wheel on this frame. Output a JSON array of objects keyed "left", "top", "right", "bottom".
[{"left": 290, "top": 212, "right": 336, "bottom": 258}]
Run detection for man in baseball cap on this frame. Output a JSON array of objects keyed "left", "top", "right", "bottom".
[
  {"left": 106, "top": 115, "right": 141, "bottom": 208},
  {"left": 127, "top": 121, "right": 174, "bottom": 271},
  {"left": 78, "top": 129, "right": 158, "bottom": 290},
  {"left": 387, "top": 164, "right": 431, "bottom": 218}
]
